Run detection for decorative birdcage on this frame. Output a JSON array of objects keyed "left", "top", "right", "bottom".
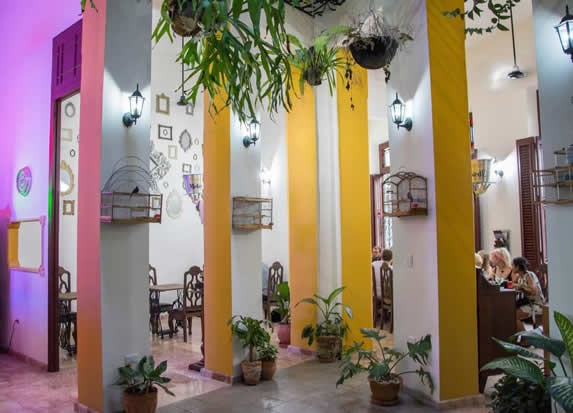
[
  {"left": 383, "top": 172, "right": 428, "bottom": 217},
  {"left": 533, "top": 148, "right": 573, "bottom": 204},
  {"left": 232, "top": 197, "right": 273, "bottom": 230}
]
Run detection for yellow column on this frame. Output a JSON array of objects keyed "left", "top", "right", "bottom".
[
  {"left": 337, "top": 60, "right": 372, "bottom": 343},
  {"left": 427, "top": 0, "right": 478, "bottom": 399},
  {"left": 203, "top": 93, "right": 233, "bottom": 377},
  {"left": 287, "top": 73, "right": 318, "bottom": 349}
]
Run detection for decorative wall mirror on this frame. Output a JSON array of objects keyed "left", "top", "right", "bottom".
[{"left": 60, "top": 160, "right": 75, "bottom": 196}]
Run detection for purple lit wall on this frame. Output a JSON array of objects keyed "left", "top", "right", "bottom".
[{"left": 0, "top": 0, "right": 81, "bottom": 365}]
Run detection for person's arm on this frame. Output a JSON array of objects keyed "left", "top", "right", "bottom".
[{"left": 515, "top": 274, "right": 536, "bottom": 295}]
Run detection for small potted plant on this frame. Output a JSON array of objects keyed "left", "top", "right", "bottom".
[
  {"left": 274, "top": 282, "right": 291, "bottom": 346},
  {"left": 296, "top": 286, "right": 352, "bottom": 363},
  {"left": 344, "top": 8, "right": 412, "bottom": 81},
  {"left": 116, "top": 356, "right": 174, "bottom": 413},
  {"left": 337, "top": 328, "right": 433, "bottom": 406},
  {"left": 228, "top": 315, "right": 270, "bottom": 386},
  {"left": 258, "top": 342, "right": 279, "bottom": 381}
]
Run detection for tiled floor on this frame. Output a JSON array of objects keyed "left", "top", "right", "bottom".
[{"left": 158, "top": 360, "right": 489, "bottom": 413}]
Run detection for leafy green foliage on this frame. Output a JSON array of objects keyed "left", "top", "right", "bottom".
[
  {"left": 116, "top": 356, "right": 174, "bottom": 396},
  {"left": 489, "top": 374, "right": 550, "bottom": 413},
  {"left": 296, "top": 286, "right": 352, "bottom": 346},
  {"left": 443, "top": 0, "right": 522, "bottom": 36},
  {"left": 274, "top": 282, "right": 291, "bottom": 323},
  {"left": 258, "top": 342, "right": 279, "bottom": 361},
  {"left": 483, "top": 311, "right": 573, "bottom": 413},
  {"left": 228, "top": 315, "right": 270, "bottom": 362},
  {"left": 337, "top": 328, "right": 434, "bottom": 394}
]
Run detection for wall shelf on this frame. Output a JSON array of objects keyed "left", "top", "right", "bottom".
[
  {"left": 532, "top": 148, "right": 573, "bottom": 204},
  {"left": 232, "top": 197, "right": 273, "bottom": 230},
  {"left": 383, "top": 172, "right": 428, "bottom": 218},
  {"left": 101, "top": 192, "right": 163, "bottom": 224}
]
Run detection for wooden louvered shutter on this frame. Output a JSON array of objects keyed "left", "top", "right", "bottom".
[
  {"left": 517, "top": 137, "right": 541, "bottom": 271},
  {"left": 51, "top": 20, "right": 82, "bottom": 98}
]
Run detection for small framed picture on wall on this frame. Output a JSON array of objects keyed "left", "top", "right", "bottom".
[
  {"left": 158, "top": 124, "right": 173, "bottom": 141},
  {"left": 182, "top": 163, "right": 192, "bottom": 174}
]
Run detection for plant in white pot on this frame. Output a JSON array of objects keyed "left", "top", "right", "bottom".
[
  {"left": 274, "top": 281, "right": 291, "bottom": 346},
  {"left": 228, "top": 315, "right": 270, "bottom": 385},
  {"left": 296, "top": 286, "right": 352, "bottom": 363},
  {"left": 116, "top": 356, "right": 174, "bottom": 413},
  {"left": 337, "top": 328, "right": 433, "bottom": 406}
]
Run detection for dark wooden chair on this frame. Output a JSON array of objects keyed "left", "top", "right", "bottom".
[
  {"left": 372, "top": 263, "right": 383, "bottom": 328},
  {"left": 148, "top": 264, "right": 174, "bottom": 338},
  {"left": 168, "top": 266, "right": 204, "bottom": 343},
  {"left": 263, "top": 261, "right": 283, "bottom": 321},
  {"left": 58, "top": 266, "right": 77, "bottom": 354},
  {"left": 380, "top": 263, "right": 393, "bottom": 333}
]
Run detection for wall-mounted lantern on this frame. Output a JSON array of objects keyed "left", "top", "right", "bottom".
[
  {"left": 243, "top": 119, "right": 261, "bottom": 148},
  {"left": 556, "top": 5, "right": 573, "bottom": 62},
  {"left": 390, "top": 93, "right": 413, "bottom": 131},
  {"left": 123, "top": 84, "right": 145, "bottom": 127}
]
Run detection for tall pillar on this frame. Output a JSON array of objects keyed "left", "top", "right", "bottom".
[
  {"left": 287, "top": 74, "right": 319, "bottom": 349},
  {"left": 385, "top": 0, "right": 478, "bottom": 403},
  {"left": 77, "top": 1, "right": 152, "bottom": 411}
]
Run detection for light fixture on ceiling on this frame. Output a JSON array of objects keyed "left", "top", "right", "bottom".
[
  {"left": 471, "top": 157, "right": 503, "bottom": 196},
  {"left": 389, "top": 93, "right": 413, "bottom": 131},
  {"left": 243, "top": 119, "right": 261, "bottom": 148},
  {"left": 555, "top": 5, "right": 573, "bottom": 62},
  {"left": 122, "top": 84, "right": 145, "bottom": 127},
  {"left": 507, "top": 5, "right": 525, "bottom": 80}
]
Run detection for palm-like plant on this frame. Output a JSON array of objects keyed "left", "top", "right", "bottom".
[
  {"left": 482, "top": 311, "right": 573, "bottom": 412},
  {"left": 297, "top": 286, "right": 352, "bottom": 345},
  {"left": 337, "top": 328, "right": 434, "bottom": 393},
  {"left": 116, "top": 356, "right": 174, "bottom": 396},
  {"left": 274, "top": 282, "right": 291, "bottom": 323}
]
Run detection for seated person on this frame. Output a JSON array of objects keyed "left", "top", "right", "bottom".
[
  {"left": 372, "top": 246, "right": 382, "bottom": 262},
  {"left": 382, "top": 249, "right": 393, "bottom": 267},
  {"left": 476, "top": 250, "right": 491, "bottom": 280},
  {"left": 512, "top": 257, "right": 545, "bottom": 332},
  {"left": 489, "top": 247, "right": 512, "bottom": 283}
]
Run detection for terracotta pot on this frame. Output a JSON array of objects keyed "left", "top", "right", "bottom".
[
  {"left": 349, "top": 36, "right": 399, "bottom": 70},
  {"left": 276, "top": 322, "right": 291, "bottom": 346},
  {"left": 241, "top": 360, "right": 262, "bottom": 385},
  {"left": 316, "top": 336, "right": 341, "bottom": 363},
  {"left": 369, "top": 377, "right": 402, "bottom": 406},
  {"left": 168, "top": 0, "right": 202, "bottom": 37},
  {"left": 123, "top": 388, "right": 158, "bottom": 413},
  {"left": 261, "top": 358, "right": 277, "bottom": 380}
]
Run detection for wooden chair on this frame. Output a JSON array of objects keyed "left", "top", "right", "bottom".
[
  {"left": 148, "top": 264, "right": 174, "bottom": 338},
  {"left": 372, "top": 263, "right": 383, "bottom": 328},
  {"left": 380, "top": 263, "right": 393, "bottom": 333},
  {"left": 263, "top": 261, "right": 283, "bottom": 321},
  {"left": 168, "top": 266, "right": 204, "bottom": 343},
  {"left": 58, "top": 266, "right": 77, "bottom": 354}
]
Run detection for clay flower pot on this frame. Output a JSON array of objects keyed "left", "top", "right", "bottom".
[
  {"left": 276, "top": 322, "right": 291, "bottom": 346},
  {"left": 168, "top": 0, "right": 202, "bottom": 37},
  {"left": 241, "top": 360, "right": 262, "bottom": 385},
  {"left": 123, "top": 388, "right": 158, "bottom": 413},
  {"left": 261, "top": 358, "right": 277, "bottom": 380},
  {"left": 316, "top": 336, "right": 341, "bottom": 363},
  {"left": 349, "top": 36, "right": 399, "bottom": 70},
  {"left": 369, "top": 376, "right": 402, "bottom": 406}
]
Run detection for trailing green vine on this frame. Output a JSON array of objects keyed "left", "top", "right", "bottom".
[{"left": 443, "top": 0, "right": 521, "bottom": 36}]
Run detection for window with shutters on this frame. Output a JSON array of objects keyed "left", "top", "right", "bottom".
[{"left": 51, "top": 20, "right": 82, "bottom": 98}]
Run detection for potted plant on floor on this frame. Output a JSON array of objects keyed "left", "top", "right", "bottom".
[
  {"left": 343, "top": 8, "right": 412, "bottom": 82},
  {"left": 116, "top": 356, "right": 174, "bottom": 413},
  {"left": 228, "top": 315, "right": 270, "bottom": 386},
  {"left": 296, "top": 286, "right": 352, "bottom": 363},
  {"left": 258, "top": 342, "right": 279, "bottom": 381},
  {"left": 337, "top": 328, "right": 433, "bottom": 406},
  {"left": 274, "top": 281, "right": 291, "bottom": 346}
]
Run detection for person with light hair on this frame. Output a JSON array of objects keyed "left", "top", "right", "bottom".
[{"left": 489, "top": 247, "right": 512, "bottom": 283}]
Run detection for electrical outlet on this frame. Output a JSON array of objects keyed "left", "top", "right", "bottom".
[{"left": 124, "top": 353, "right": 139, "bottom": 367}]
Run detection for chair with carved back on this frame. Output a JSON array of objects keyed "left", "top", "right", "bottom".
[
  {"left": 372, "top": 262, "right": 383, "bottom": 328},
  {"left": 168, "top": 266, "right": 204, "bottom": 343},
  {"left": 58, "top": 266, "right": 76, "bottom": 353},
  {"left": 263, "top": 261, "right": 283, "bottom": 321},
  {"left": 381, "top": 262, "right": 393, "bottom": 333},
  {"left": 148, "top": 264, "right": 174, "bottom": 338}
]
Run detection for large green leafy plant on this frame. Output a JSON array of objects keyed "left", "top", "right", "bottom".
[
  {"left": 482, "top": 311, "right": 573, "bottom": 412},
  {"left": 489, "top": 374, "right": 550, "bottom": 413},
  {"left": 116, "top": 356, "right": 175, "bottom": 396},
  {"left": 296, "top": 286, "right": 352, "bottom": 345},
  {"left": 443, "top": 0, "right": 522, "bottom": 36},
  {"left": 274, "top": 281, "right": 291, "bottom": 323},
  {"left": 336, "top": 328, "right": 434, "bottom": 393},
  {"left": 228, "top": 315, "right": 270, "bottom": 362}
]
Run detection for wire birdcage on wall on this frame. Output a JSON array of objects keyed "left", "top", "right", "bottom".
[{"left": 383, "top": 172, "right": 428, "bottom": 217}]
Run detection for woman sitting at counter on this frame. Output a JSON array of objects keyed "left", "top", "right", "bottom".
[
  {"left": 488, "top": 247, "right": 513, "bottom": 283},
  {"left": 512, "top": 257, "right": 545, "bottom": 332}
]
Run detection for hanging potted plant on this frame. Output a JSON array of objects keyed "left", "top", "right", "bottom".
[
  {"left": 274, "top": 281, "right": 291, "bottom": 346},
  {"left": 163, "top": 0, "right": 210, "bottom": 37},
  {"left": 116, "top": 356, "right": 174, "bottom": 413},
  {"left": 337, "top": 328, "right": 434, "bottom": 406},
  {"left": 258, "top": 342, "right": 279, "bottom": 380},
  {"left": 296, "top": 286, "right": 352, "bottom": 363},
  {"left": 228, "top": 315, "right": 270, "bottom": 385},
  {"left": 344, "top": 8, "right": 412, "bottom": 81}
]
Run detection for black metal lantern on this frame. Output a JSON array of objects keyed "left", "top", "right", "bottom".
[
  {"left": 123, "top": 84, "right": 145, "bottom": 127},
  {"left": 390, "top": 93, "right": 412, "bottom": 131},
  {"left": 556, "top": 5, "right": 573, "bottom": 62},
  {"left": 243, "top": 119, "right": 261, "bottom": 148}
]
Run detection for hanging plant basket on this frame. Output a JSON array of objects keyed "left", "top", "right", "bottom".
[
  {"left": 168, "top": 0, "right": 203, "bottom": 37},
  {"left": 349, "top": 36, "right": 399, "bottom": 70},
  {"left": 304, "top": 67, "right": 323, "bottom": 86}
]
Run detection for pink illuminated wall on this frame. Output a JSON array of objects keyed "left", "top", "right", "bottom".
[{"left": 0, "top": 0, "right": 81, "bottom": 365}]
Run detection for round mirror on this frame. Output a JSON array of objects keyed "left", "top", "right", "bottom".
[{"left": 60, "top": 160, "right": 74, "bottom": 196}]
